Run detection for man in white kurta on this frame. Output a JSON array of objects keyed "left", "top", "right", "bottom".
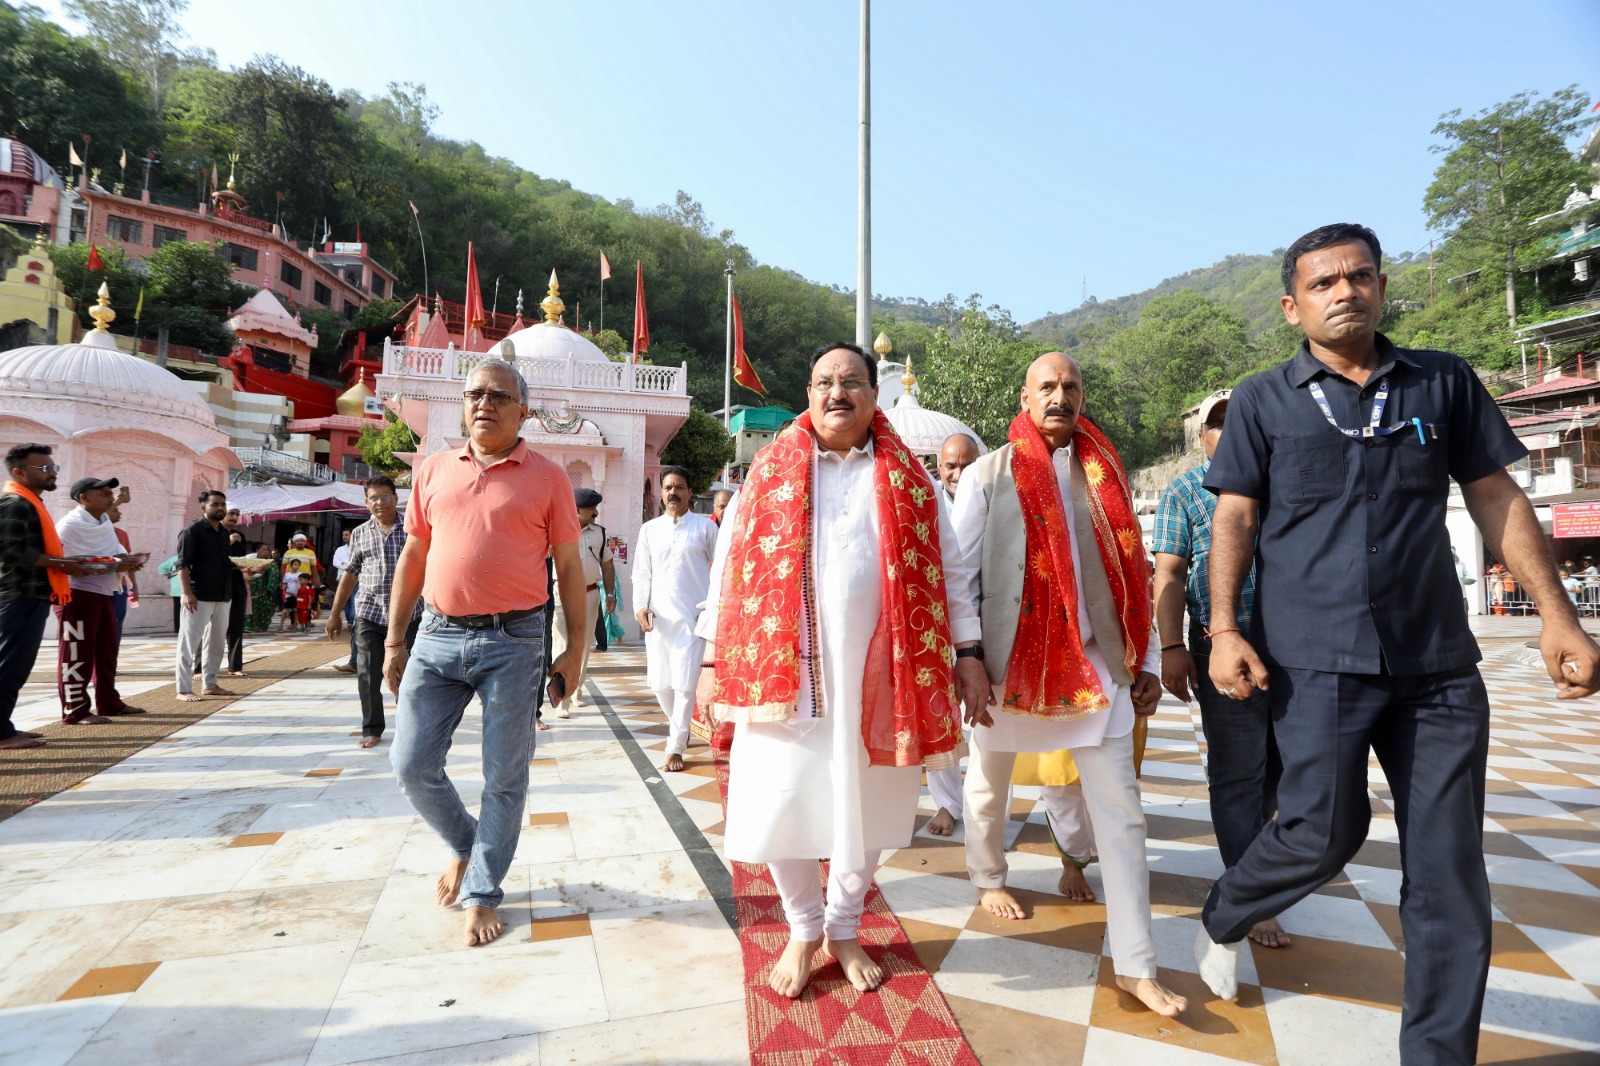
[
  {"left": 926, "top": 431, "right": 982, "bottom": 837},
  {"left": 634, "top": 467, "right": 717, "bottom": 771},
  {"left": 950, "top": 352, "right": 1187, "bottom": 1018},
  {"left": 695, "top": 343, "right": 982, "bottom": 999}
]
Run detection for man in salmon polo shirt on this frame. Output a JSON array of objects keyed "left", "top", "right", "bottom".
[{"left": 384, "top": 358, "right": 588, "bottom": 948}]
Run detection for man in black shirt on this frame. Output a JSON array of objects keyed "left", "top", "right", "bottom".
[
  {"left": 175, "top": 490, "right": 235, "bottom": 701},
  {"left": 1194, "top": 223, "right": 1600, "bottom": 1065},
  {"left": 0, "top": 444, "right": 88, "bottom": 750}
]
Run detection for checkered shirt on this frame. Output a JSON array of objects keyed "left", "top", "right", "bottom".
[
  {"left": 1150, "top": 460, "right": 1255, "bottom": 631},
  {"left": 0, "top": 493, "right": 50, "bottom": 603},
  {"left": 346, "top": 518, "right": 420, "bottom": 626}
]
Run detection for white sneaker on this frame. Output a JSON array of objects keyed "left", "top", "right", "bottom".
[{"left": 553, "top": 702, "right": 572, "bottom": 719}]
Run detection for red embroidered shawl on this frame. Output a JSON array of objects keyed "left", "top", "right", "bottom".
[
  {"left": 1002, "top": 412, "right": 1150, "bottom": 718},
  {"left": 711, "top": 410, "right": 965, "bottom": 770}
]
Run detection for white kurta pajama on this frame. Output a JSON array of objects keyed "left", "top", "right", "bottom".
[
  {"left": 697, "top": 443, "right": 978, "bottom": 942},
  {"left": 950, "top": 442, "right": 1163, "bottom": 979},
  {"left": 633, "top": 511, "right": 717, "bottom": 755}
]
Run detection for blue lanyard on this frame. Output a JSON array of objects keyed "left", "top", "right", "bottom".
[{"left": 1308, "top": 376, "right": 1412, "bottom": 439}]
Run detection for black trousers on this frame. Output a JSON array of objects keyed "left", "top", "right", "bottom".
[
  {"left": 226, "top": 592, "right": 247, "bottom": 673},
  {"left": 1201, "top": 664, "right": 1491, "bottom": 1066},
  {"left": 355, "top": 616, "right": 417, "bottom": 737}
]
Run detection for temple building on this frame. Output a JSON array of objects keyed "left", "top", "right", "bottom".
[
  {"left": 0, "top": 283, "right": 238, "bottom": 634},
  {"left": 376, "top": 273, "right": 691, "bottom": 636},
  {"left": 0, "top": 232, "right": 76, "bottom": 347},
  {"left": 872, "top": 333, "right": 985, "bottom": 460}
]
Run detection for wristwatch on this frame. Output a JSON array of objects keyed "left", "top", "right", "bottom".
[{"left": 955, "top": 645, "right": 984, "bottom": 662}]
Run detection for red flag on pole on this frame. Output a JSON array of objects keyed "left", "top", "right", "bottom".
[
  {"left": 464, "top": 241, "right": 486, "bottom": 347},
  {"left": 732, "top": 294, "right": 766, "bottom": 396},
  {"left": 632, "top": 260, "right": 650, "bottom": 362},
  {"left": 86, "top": 244, "right": 104, "bottom": 271},
  {"left": 600, "top": 251, "right": 611, "bottom": 281}
]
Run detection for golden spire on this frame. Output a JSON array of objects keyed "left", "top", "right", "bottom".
[
  {"left": 900, "top": 353, "right": 917, "bottom": 391},
  {"left": 540, "top": 269, "right": 565, "bottom": 325},
  {"left": 88, "top": 282, "right": 116, "bottom": 333},
  {"left": 227, "top": 151, "right": 239, "bottom": 191},
  {"left": 874, "top": 331, "right": 892, "bottom": 356},
  {"left": 33, "top": 229, "right": 48, "bottom": 250}
]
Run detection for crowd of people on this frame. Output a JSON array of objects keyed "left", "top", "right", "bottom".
[{"left": 2, "top": 223, "right": 1596, "bottom": 1065}]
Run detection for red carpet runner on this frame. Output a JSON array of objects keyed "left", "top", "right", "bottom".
[{"left": 714, "top": 740, "right": 981, "bottom": 1065}]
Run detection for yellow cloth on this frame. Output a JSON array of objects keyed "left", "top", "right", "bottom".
[{"left": 1011, "top": 716, "right": 1149, "bottom": 786}]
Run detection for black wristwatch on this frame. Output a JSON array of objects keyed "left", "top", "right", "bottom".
[{"left": 955, "top": 645, "right": 984, "bottom": 662}]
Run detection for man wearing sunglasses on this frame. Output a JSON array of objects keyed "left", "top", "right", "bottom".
[
  {"left": 385, "top": 359, "right": 587, "bottom": 948},
  {"left": 0, "top": 443, "right": 90, "bottom": 750}
]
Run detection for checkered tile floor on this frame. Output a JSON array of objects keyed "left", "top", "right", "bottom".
[{"left": 603, "top": 644, "right": 1600, "bottom": 1064}]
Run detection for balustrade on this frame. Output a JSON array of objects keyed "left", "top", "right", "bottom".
[{"left": 381, "top": 338, "right": 687, "bottom": 396}]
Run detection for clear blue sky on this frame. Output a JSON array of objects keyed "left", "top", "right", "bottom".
[{"left": 39, "top": 0, "right": 1600, "bottom": 322}]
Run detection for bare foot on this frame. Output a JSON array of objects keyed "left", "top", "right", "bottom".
[
  {"left": 1116, "top": 974, "right": 1188, "bottom": 1017},
  {"left": 1248, "top": 917, "right": 1290, "bottom": 949},
  {"left": 356, "top": 736, "right": 380, "bottom": 749},
  {"left": 1057, "top": 861, "right": 1097, "bottom": 902},
  {"left": 201, "top": 687, "right": 235, "bottom": 696},
  {"left": 827, "top": 937, "right": 884, "bottom": 992},
  {"left": 663, "top": 753, "right": 685, "bottom": 772},
  {"left": 978, "top": 886, "right": 1027, "bottom": 920},
  {"left": 464, "top": 906, "right": 503, "bottom": 946},
  {"left": 102, "top": 706, "right": 146, "bottom": 716},
  {"left": 0, "top": 735, "right": 45, "bottom": 749},
  {"left": 536, "top": 717, "right": 550, "bottom": 731},
  {"left": 65, "top": 714, "right": 113, "bottom": 725},
  {"left": 769, "top": 937, "right": 822, "bottom": 998},
  {"left": 229, "top": 670, "right": 249, "bottom": 677},
  {"left": 552, "top": 704, "right": 571, "bottom": 719},
  {"left": 176, "top": 693, "right": 203, "bottom": 702},
  {"left": 437, "top": 858, "right": 468, "bottom": 906},
  {"left": 927, "top": 808, "right": 956, "bottom": 837}
]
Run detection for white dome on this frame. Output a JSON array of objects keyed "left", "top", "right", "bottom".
[
  {"left": 496, "top": 322, "right": 611, "bottom": 363},
  {"left": 885, "top": 392, "right": 987, "bottom": 458},
  {"left": 0, "top": 330, "right": 216, "bottom": 428}
]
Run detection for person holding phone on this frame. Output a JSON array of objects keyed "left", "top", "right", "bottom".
[{"left": 384, "top": 359, "right": 586, "bottom": 949}]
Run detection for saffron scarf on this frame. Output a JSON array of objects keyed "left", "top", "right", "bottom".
[
  {"left": 3, "top": 481, "right": 71, "bottom": 605},
  {"left": 1002, "top": 412, "right": 1150, "bottom": 717},
  {"left": 711, "top": 409, "right": 965, "bottom": 770}
]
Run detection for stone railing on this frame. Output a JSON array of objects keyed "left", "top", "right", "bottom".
[
  {"left": 381, "top": 338, "right": 688, "bottom": 396},
  {"left": 232, "top": 447, "right": 337, "bottom": 485}
]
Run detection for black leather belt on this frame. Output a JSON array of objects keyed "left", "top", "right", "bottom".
[{"left": 429, "top": 605, "right": 539, "bottom": 629}]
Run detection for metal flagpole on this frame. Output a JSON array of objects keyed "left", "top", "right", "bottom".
[
  {"left": 410, "top": 201, "right": 430, "bottom": 301},
  {"left": 723, "top": 260, "right": 736, "bottom": 484},
  {"left": 599, "top": 277, "right": 604, "bottom": 332},
  {"left": 855, "top": 0, "right": 871, "bottom": 348}
]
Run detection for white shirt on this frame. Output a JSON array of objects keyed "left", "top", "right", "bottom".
[
  {"left": 56, "top": 507, "right": 123, "bottom": 596},
  {"left": 634, "top": 510, "right": 718, "bottom": 691},
  {"left": 949, "top": 442, "right": 1160, "bottom": 752},
  {"left": 332, "top": 543, "right": 351, "bottom": 576}
]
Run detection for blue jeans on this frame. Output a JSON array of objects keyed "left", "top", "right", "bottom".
[
  {"left": 0, "top": 596, "right": 50, "bottom": 740},
  {"left": 390, "top": 609, "right": 545, "bottom": 910},
  {"left": 1189, "top": 622, "right": 1279, "bottom": 868}
]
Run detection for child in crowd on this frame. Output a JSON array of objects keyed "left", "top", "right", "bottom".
[
  {"left": 294, "top": 573, "right": 317, "bottom": 631},
  {"left": 280, "top": 559, "right": 305, "bottom": 631}
]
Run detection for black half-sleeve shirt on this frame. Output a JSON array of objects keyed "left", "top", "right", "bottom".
[{"left": 1204, "top": 334, "right": 1526, "bottom": 675}]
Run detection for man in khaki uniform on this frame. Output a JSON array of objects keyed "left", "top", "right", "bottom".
[{"left": 551, "top": 487, "right": 614, "bottom": 718}]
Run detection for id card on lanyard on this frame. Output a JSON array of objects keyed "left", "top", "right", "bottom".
[{"left": 1308, "top": 376, "right": 1426, "bottom": 442}]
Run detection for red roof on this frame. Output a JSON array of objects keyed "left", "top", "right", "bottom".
[
  {"left": 1496, "top": 375, "right": 1600, "bottom": 403},
  {"left": 1506, "top": 403, "right": 1600, "bottom": 429}
]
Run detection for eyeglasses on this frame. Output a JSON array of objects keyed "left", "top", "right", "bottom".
[
  {"left": 463, "top": 389, "right": 519, "bottom": 408},
  {"left": 366, "top": 494, "right": 397, "bottom": 504},
  {"left": 23, "top": 464, "right": 59, "bottom": 474},
  {"left": 808, "top": 378, "right": 871, "bottom": 394}
]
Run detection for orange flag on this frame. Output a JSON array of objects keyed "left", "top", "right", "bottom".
[
  {"left": 632, "top": 260, "right": 650, "bottom": 362},
  {"left": 732, "top": 294, "right": 766, "bottom": 396},
  {"left": 86, "top": 244, "right": 104, "bottom": 271},
  {"left": 600, "top": 251, "right": 611, "bottom": 281},
  {"left": 464, "top": 241, "right": 486, "bottom": 347}
]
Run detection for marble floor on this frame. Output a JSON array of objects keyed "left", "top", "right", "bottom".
[{"left": 0, "top": 633, "right": 1596, "bottom": 1065}]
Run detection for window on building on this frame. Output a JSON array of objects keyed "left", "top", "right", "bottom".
[
  {"left": 342, "top": 454, "right": 372, "bottom": 480},
  {"left": 106, "top": 215, "right": 144, "bottom": 243},
  {"left": 152, "top": 224, "right": 187, "bottom": 248},
  {"left": 219, "top": 242, "right": 258, "bottom": 271},
  {"left": 344, "top": 267, "right": 362, "bottom": 287},
  {"left": 313, "top": 281, "right": 332, "bottom": 306},
  {"left": 369, "top": 275, "right": 385, "bottom": 297},
  {"left": 343, "top": 300, "right": 358, "bottom": 320},
  {"left": 279, "top": 261, "right": 303, "bottom": 289}
]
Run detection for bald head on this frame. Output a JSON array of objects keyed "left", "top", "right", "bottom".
[
  {"left": 1021, "top": 351, "right": 1085, "bottom": 449},
  {"left": 937, "top": 433, "right": 980, "bottom": 496}
]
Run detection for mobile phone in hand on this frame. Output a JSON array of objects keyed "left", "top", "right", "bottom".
[{"left": 547, "top": 672, "right": 567, "bottom": 704}]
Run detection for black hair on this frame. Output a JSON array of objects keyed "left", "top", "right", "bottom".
[
  {"left": 808, "top": 341, "right": 877, "bottom": 388},
  {"left": 365, "top": 474, "right": 397, "bottom": 494},
  {"left": 1281, "top": 223, "right": 1383, "bottom": 295},
  {"left": 4, "top": 442, "right": 50, "bottom": 472},
  {"left": 197, "top": 489, "right": 227, "bottom": 505},
  {"left": 660, "top": 465, "right": 691, "bottom": 489}
]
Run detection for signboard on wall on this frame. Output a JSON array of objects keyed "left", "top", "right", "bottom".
[
  {"left": 363, "top": 396, "right": 384, "bottom": 416},
  {"left": 1551, "top": 501, "right": 1600, "bottom": 539},
  {"left": 1520, "top": 432, "right": 1562, "bottom": 451}
]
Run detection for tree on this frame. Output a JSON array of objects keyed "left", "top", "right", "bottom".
[
  {"left": 143, "top": 238, "right": 237, "bottom": 354},
  {"left": 225, "top": 58, "right": 353, "bottom": 240},
  {"left": 45, "top": 241, "right": 142, "bottom": 330},
  {"left": 1424, "top": 87, "right": 1591, "bottom": 329},
  {"left": 357, "top": 409, "right": 418, "bottom": 473},
  {"left": 660, "top": 407, "right": 735, "bottom": 493},
  {"left": 62, "top": 0, "right": 190, "bottom": 113},
  {"left": 916, "top": 302, "right": 1047, "bottom": 448}
]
